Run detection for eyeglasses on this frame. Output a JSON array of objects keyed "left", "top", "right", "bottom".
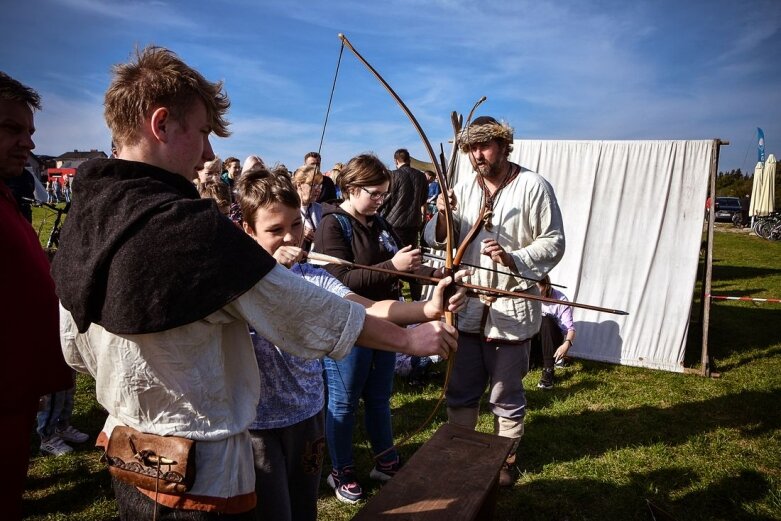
[{"left": 360, "top": 187, "right": 390, "bottom": 201}]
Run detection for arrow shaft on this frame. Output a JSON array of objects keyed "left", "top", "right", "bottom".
[
  {"left": 307, "top": 252, "right": 627, "bottom": 315},
  {"left": 422, "top": 251, "right": 567, "bottom": 289}
]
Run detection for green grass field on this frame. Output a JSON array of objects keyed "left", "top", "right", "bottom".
[{"left": 23, "top": 215, "right": 781, "bottom": 520}]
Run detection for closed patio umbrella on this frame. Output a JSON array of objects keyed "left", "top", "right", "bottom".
[
  {"left": 749, "top": 156, "right": 775, "bottom": 217},
  {"left": 764, "top": 154, "right": 776, "bottom": 213}
]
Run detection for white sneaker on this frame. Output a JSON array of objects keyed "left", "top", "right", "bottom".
[
  {"left": 40, "top": 435, "right": 74, "bottom": 456},
  {"left": 55, "top": 425, "right": 89, "bottom": 444}
]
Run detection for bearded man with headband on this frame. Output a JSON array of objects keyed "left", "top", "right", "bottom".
[{"left": 424, "top": 115, "right": 565, "bottom": 486}]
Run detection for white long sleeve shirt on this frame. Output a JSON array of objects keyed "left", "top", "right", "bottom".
[
  {"left": 424, "top": 166, "right": 565, "bottom": 341},
  {"left": 60, "top": 263, "right": 365, "bottom": 512}
]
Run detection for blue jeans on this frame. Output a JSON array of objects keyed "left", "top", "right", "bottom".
[
  {"left": 323, "top": 346, "right": 397, "bottom": 470},
  {"left": 37, "top": 386, "right": 76, "bottom": 439}
]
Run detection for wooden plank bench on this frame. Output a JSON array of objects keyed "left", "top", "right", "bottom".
[{"left": 352, "top": 423, "right": 515, "bottom": 521}]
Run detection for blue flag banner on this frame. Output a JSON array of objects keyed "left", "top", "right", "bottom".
[{"left": 758, "top": 127, "right": 765, "bottom": 163}]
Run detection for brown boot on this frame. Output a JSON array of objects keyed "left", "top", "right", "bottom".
[{"left": 498, "top": 452, "right": 518, "bottom": 487}]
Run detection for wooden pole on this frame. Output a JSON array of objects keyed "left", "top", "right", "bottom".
[{"left": 697, "top": 139, "right": 727, "bottom": 377}]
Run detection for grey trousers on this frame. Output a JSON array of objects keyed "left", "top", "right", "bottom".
[
  {"left": 250, "top": 412, "right": 325, "bottom": 521},
  {"left": 446, "top": 334, "right": 530, "bottom": 421}
]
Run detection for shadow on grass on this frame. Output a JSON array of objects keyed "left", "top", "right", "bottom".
[
  {"left": 683, "top": 302, "right": 781, "bottom": 371},
  {"left": 525, "top": 361, "right": 624, "bottom": 409},
  {"left": 519, "top": 389, "right": 779, "bottom": 475},
  {"left": 710, "top": 264, "right": 781, "bottom": 282},
  {"left": 23, "top": 454, "right": 114, "bottom": 519},
  {"left": 496, "top": 468, "right": 776, "bottom": 521}
]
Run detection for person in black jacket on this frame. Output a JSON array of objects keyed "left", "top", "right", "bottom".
[
  {"left": 4, "top": 167, "right": 35, "bottom": 222},
  {"left": 380, "top": 148, "right": 429, "bottom": 300},
  {"left": 313, "top": 153, "right": 444, "bottom": 504},
  {"left": 304, "top": 151, "right": 338, "bottom": 203}
]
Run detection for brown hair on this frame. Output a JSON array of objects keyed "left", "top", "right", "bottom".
[
  {"left": 197, "top": 178, "right": 232, "bottom": 215},
  {"left": 292, "top": 164, "right": 323, "bottom": 187},
  {"left": 271, "top": 164, "right": 291, "bottom": 177},
  {"left": 0, "top": 71, "right": 41, "bottom": 111},
  {"left": 104, "top": 45, "right": 230, "bottom": 148},
  {"left": 199, "top": 156, "right": 222, "bottom": 177},
  {"left": 393, "top": 148, "right": 410, "bottom": 164},
  {"left": 336, "top": 154, "right": 391, "bottom": 195},
  {"left": 236, "top": 166, "right": 300, "bottom": 226},
  {"left": 223, "top": 156, "right": 240, "bottom": 170},
  {"left": 537, "top": 275, "right": 552, "bottom": 298}
]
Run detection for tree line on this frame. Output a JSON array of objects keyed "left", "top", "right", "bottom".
[{"left": 716, "top": 168, "right": 780, "bottom": 205}]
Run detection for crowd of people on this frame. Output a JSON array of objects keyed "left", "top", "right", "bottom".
[
  {"left": 44, "top": 176, "right": 71, "bottom": 203},
  {"left": 2, "top": 44, "right": 578, "bottom": 520}
]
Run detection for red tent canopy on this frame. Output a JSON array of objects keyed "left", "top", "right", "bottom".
[{"left": 47, "top": 168, "right": 77, "bottom": 181}]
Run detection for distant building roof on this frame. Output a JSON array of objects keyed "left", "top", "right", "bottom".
[
  {"left": 27, "top": 152, "right": 45, "bottom": 167},
  {"left": 56, "top": 149, "right": 108, "bottom": 160}
]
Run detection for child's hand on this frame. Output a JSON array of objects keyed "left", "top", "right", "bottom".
[
  {"left": 391, "top": 245, "right": 422, "bottom": 272},
  {"left": 405, "top": 321, "right": 458, "bottom": 359},
  {"left": 449, "top": 269, "right": 470, "bottom": 312},
  {"left": 274, "top": 245, "right": 306, "bottom": 268},
  {"left": 303, "top": 226, "right": 315, "bottom": 243},
  {"left": 424, "top": 268, "right": 471, "bottom": 319}
]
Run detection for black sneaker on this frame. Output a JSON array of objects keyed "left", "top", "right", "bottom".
[
  {"left": 369, "top": 456, "right": 401, "bottom": 482},
  {"left": 327, "top": 466, "right": 363, "bottom": 504},
  {"left": 537, "top": 368, "right": 554, "bottom": 390}
]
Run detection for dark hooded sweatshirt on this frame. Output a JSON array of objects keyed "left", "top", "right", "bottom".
[
  {"left": 313, "top": 203, "right": 436, "bottom": 302},
  {"left": 51, "top": 158, "right": 276, "bottom": 335}
]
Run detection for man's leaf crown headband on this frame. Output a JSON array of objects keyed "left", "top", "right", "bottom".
[{"left": 457, "top": 116, "right": 514, "bottom": 153}]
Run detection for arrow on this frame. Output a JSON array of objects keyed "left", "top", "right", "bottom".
[
  {"left": 422, "top": 250, "right": 568, "bottom": 289},
  {"left": 308, "top": 252, "right": 628, "bottom": 316}
]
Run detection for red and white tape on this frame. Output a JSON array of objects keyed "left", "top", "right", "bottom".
[{"left": 707, "top": 295, "right": 781, "bottom": 303}]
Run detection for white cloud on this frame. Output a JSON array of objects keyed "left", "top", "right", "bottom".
[
  {"left": 33, "top": 91, "right": 111, "bottom": 157},
  {"left": 5, "top": 0, "right": 779, "bottom": 174},
  {"left": 55, "top": 0, "right": 198, "bottom": 28}
]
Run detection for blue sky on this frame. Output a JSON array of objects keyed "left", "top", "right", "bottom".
[{"left": 2, "top": 0, "right": 779, "bottom": 174}]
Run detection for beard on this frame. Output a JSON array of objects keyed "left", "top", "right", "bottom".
[{"left": 473, "top": 156, "right": 506, "bottom": 179}]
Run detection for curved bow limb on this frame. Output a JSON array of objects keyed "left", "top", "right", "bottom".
[
  {"left": 337, "top": 33, "right": 459, "bottom": 456},
  {"left": 447, "top": 95, "right": 488, "bottom": 269},
  {"left": 338, "top": 33, "right": 456, "bottom": 287}
]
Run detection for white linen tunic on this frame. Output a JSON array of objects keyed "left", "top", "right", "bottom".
[
  {"left": 424, "top": 167, "right": 565, "bottom": 341},
  {"left": 60, "top": 264, "right": 365, "bottom": 511}
]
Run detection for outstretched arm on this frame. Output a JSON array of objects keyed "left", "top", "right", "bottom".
[
  {"left": 347, "top": 269, "right": 469, "bottom": 325},
  {"left": 357, "top": 315, "right": 457, "bottom": 360}
]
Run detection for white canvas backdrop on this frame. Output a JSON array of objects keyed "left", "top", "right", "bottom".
[{"left": 449, "top": 140, "right": 714, "bottom": 372}]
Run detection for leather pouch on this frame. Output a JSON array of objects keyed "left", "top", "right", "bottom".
[{"left": 103, "top": 426, "right": 196, "bottom": 495}]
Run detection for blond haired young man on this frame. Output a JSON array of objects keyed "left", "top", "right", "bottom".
[{"left": 52, "top": 46, "right": 457, "bottom": 520}]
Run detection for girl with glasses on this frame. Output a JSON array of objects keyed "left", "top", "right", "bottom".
[{"left": 313, "top": 153, "right": 443, "bottom": 504}]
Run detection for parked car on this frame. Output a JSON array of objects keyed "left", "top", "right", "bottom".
[{"left": 714, "top": 196, "right": 742, "bottom": 222}]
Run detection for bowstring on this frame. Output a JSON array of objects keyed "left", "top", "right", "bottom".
[{"left": 317, "top": 41, "right": 345, "bottom": 157}]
